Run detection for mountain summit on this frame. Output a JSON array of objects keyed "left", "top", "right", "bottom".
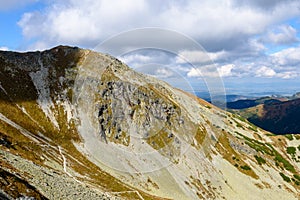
[{"left": 0, "top": 46, "right": 299, "bottom": 199}]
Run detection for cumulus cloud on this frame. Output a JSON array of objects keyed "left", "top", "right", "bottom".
[
  {"left": 218, "top": 64, "right": 235, "bottom": 77},
  {"left": 16, "top": 0, "right": 300, "bottom": 80},
  {"left": 119, "top": 50, "right": 176, "bottom": 70},
  {"left": 154, "top": 68, "right": 174, "bottom": 78},
  {"left": 18, "top": 0, "right": 300, "bottom": 51},
  {"left": 132, "top": 64, "right": 181, "bottom": 80},
  {"left": 175, "top": 50, "right": 228, "bottom": 64},
  {"left": 187, "top": 64, "right": 222, "bottom": 78},
  {"left": 187, "top": 68, "right": 203, "bottom": 78},
  {"left": 18, "top": 0, "right": 149, "bottom": 47},
  {"left": 255, "top": 66, "right": 276, "bottom": 77},
  {"left": 119, "top": 54, "right": 152, "bottom": 65},
  {"left": 271, "top": 47, "right": 300, "bottom": 66},
  {"left": 186, "top": 63, "right": 256, "bottom": 78},
  {"left": 261, "top": 25, "right": 298, "bottom": 45}
]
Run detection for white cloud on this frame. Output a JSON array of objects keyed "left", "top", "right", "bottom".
[
  {"left": 271, "top": 47, "right": 300, "bottom": 66},
  {"left": 262, "top": 25, "right": 298, "bottom": 45},
  {"left": 160, "top": 1, "right": 269, "bottom": 38},
  {"left": 255, "top": 66, "right": 276, "bottom": 77},
  {"left": 276, "top": 71, "right": 298, "bottom": 79},
  {"left": 248, "top": 39, "right": 266, "bottom": 52},
  {"left": 19, "top": 0, "right": 149, "bottom": 47},
  {"left": 187, "top": 68, "right": 202, "bottom": 78},
  {"left": 119, "top": 54, "right": 152, "bottom": 65},
  {"left": 118, "top": 51, "right": 175, "bottom": 71},
  {"left": 187, "top": 64, "right": 220, "bottom": 78},
  {"left": 18, "top": 0, "right": 300, "bottom": 52},
  {"left": 154, "top": 68, "right": 174, "bottom": 78},
  {"left": 15, "top": 0, "right": 300, "bottom": 81},
  {"left": 0, "top": 46, "right": 8, "bottom": 51},
  {"left": 218, "top": 64, "right": 235, "bottom": 77},
  {"left": 175, "top": 50, "right": 228, "bottom": 64}
]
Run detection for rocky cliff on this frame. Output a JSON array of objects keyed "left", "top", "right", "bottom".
[{"left": 0, "top": 46, "right": 299, "bottom": 199}]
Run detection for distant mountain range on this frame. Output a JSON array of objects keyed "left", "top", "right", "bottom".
[
  {"left": 195, "top": 92, "right": 250, "bottom": 103},
  {"left": 227, "top": 94, "right": 300, "bottom": 134}
]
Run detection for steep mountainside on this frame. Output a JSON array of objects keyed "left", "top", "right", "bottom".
[
  {"left": 0, "top": 46, "right": 299, "bottom": 200},
  {"left": 230, "top": 98, "right": 300, "bottom": 134}
]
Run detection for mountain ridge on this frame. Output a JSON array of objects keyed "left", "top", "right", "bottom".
[
  {"left": 0, "top": 46, "right": 299, "bottom": 199},
  {"left": 229, "top": 96, "right": 300, "bottom": 134}
]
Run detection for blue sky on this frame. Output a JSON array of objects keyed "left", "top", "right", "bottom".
[
  {"left": 0, "top": 0, "right": 44, "bottom": 50},
  {"left": 1, "top": 0, "right": 300, "bottom": 96}
]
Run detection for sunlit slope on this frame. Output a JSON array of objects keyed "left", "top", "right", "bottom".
[{"left": 0, "top": 46, "right": 299, "bottom": 200}]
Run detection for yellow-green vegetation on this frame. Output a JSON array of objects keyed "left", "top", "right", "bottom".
[
  {"left": 266, "top": 133, "right": 276, "bottom": 136},
  {"left": 189, "top": 176, "right": 215, "bottom": 199},
  {"left": 253, "top": 132, "right": 262, "bottom": 140},
  {"left": 294, "top": 174, "right": 300, "bottom": 181},
  {"left": 237, "top": 132, "right": 274, "bottom": 155},
  {"left": 232, "top": 114, "right": 246, "bottom": 122},
  {"left": 192, "top": 125, "right": 207, "bottom": 149},
  {"left": 254, "top": 155, "right": 266, "bottom": 165},
  {"left": 284, "top": 134, "right": 294, "bottom": 141},
  {"left": 147, "top": 129, "right": 174, "bottom": 150},
  {"left": 287, "top": 147, "right": 296, "bottom": 156},
  {"left": 0, "top": 120, "right": 45, "bottom": 166},
  {"left": 205, "top": 105, "right": 212, "bottom": 109},
  {"left": 274, "top": 153, "right": 295, "bottom": 173},
  {"left": 237, "top": 132, "right": 296, "bottom": 173},
  {"left": 240, "top": 165, "right": 251, "bottom": 170},
  {"left": 248, "top": 125, "right": 258, "bottom": 132},
  {"left": 293, "top": 174, "right": 300, "bottom": 186},
  {"left": 216, "top": 132, "right": 258, "bottom": 179},
  {"left": 232, "top": 118, "right": 243, "bottom": 129},
  {"left": 279, "top": 172, "right": 291, "bottom": 182}
]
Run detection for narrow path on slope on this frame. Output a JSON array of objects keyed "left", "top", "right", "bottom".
[
  {"left": 106, "top": 191, "right": 145, "bottom": 200},
  {"left": 58, "top": 146, "right": 145, "bottom": 200},
  {"left": 58, "top": 146, "right": 82, "bottom": 184}
]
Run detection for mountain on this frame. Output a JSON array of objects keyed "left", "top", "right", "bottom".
[
  {"left": 0, "top": 46, "right": 299, "bottom": 199},
  {"left": 230, "top": 98, "right": 300, "bottom": 134},
  {"left": 226, "top": 96, "right": 290, "bottom": 110},
  {"left": 195, "top": 93, "right": 250, "bottom": 104}
]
